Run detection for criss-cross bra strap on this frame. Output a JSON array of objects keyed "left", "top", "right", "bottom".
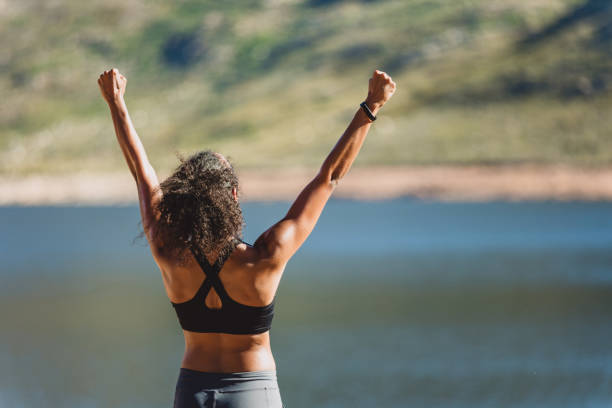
[
  {"left": 234, "top": 237, "right": 250, "bottom": 246},
  {"left": 189, "top": 244, "right": 235, "bottom": 302}
]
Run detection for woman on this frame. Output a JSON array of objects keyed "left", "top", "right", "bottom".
[{"left": 98, "top": 68, "right": 396, "bottom": 408}]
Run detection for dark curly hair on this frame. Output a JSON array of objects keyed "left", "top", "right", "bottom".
[{"left": 152, "top": 150, "right": 244, "bottom": 262}]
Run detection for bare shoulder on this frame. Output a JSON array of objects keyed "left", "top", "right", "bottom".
[
  {"left": 234, "top": 238, "right": 286, "bottom": 275},
  {"left": 230, "top": 239, "right": 285, "bottom": 304},
  {"left": 250, "top": 225, "right": 293, "bottom": 272}
]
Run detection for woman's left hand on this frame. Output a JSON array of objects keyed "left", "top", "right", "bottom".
[{"left": 98, "top": 68, "right": 127, "bottom": 106}]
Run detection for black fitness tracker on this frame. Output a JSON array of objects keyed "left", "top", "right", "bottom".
[{"left": 360, "top": 101, "right": 377, "bottom": 121}]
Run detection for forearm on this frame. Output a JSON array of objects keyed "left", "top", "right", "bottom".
[
  {"left": 109, "top": 106, "right": 138, "bottom": 180},
  {"left": 319, "top": 102, "right": 380, "bottom": 182},
  {"left": 108, "top": 98, "right": 152, "bottom": 181}
]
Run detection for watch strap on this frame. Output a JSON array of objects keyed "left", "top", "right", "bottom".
[{"left": 360, "top": 101, "right": 377, "bottom": 121}]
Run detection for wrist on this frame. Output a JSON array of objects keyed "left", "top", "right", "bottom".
[
  {"left": 108, "top": 96, "right": 126, "bottom": 111},
  {"left": 364, "top": 98, "right": 382, "bottom": 116}
]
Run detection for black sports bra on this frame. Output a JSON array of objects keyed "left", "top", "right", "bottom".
[{"left": 170, "top": 238, "right": 275, "bottom": 334}]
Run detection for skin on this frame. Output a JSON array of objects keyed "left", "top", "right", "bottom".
[{"left": 98, "top": 68, "right": 396, "bottom": 373}]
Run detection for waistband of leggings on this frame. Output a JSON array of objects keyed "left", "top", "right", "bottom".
[{"left": 179, "top": 368, "right": 278, "bottom": 384}]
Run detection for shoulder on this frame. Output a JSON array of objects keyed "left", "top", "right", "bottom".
[
  {"left": 233, "top": 238, "right": 287, "bottom": 279},
  {"left": 229, "top": 239, "right": 285, "bottom": 303}
]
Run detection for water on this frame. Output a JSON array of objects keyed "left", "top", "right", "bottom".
[{"left": 1, "top": 199, "right": 611, "bottom": 407}]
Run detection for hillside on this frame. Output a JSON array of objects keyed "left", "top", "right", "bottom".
[{"left": 1, "top": 0, "right": 612, "bottom": 177}]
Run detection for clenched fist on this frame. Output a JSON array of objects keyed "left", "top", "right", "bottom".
[
  {"left": 98, "top": 68, "right": 127, "bottom": 105},
  {"left": 365, "top": 70, "right": 396, "bottom": 111}
]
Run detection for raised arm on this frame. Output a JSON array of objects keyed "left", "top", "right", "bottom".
[
  {"left": 255, "top": 70, "right": 396, "bottom": 266},
  {"left": 98, "top": 68, "right": 161, "bottom": 240}
]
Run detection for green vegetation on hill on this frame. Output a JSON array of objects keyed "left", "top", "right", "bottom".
[{"left": 1, "top": 0, "right": 611, "bottom": 176}]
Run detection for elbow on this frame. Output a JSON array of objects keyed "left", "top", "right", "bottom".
[
  {"left": 330, "top": 168, "right": 345, "bottom": 184},
  {"left": 316, "top": 167, "right": 336, "bottom": 186},
  {"left": 320, "top": 167, "right": 345, "bottom": 185},
  {"left": 136, "top": 162, "right": 156, "bottom": 182},
  {"left": 314, "top": 170, "right": 339, "bottom": 192},
  {"left": 318, "top": 161, "right": 346, "bottom": 183}
]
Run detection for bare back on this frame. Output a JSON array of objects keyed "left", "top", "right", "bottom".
[{"left": 155, "top": 238, "right": 284, "bottom": 373}]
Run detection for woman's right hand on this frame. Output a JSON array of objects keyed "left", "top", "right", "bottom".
[
  {"left": 98, "top": 68, "right": 127, "bottom": 106},
  {"left": 365, "top": 70, "right": 396, "bottom": 111}
]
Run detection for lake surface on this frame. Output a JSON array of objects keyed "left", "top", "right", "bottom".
[{"left": 1, "top": 199, "right": 611, "bottom": 407}]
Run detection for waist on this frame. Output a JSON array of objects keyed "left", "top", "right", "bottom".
[
  {"left": 182, "top": 331, "right": 276, "bottom": 372},
  {"left": 177, "top": 368, "right": 278, "bottom": 392}
]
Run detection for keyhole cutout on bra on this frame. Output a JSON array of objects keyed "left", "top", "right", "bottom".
[{"left": 205, "top": 288, "right": 223, "bottom": 309}]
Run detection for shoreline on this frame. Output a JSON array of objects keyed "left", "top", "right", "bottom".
[{"left": 2, "top": 165, "right": 612, "bottom": 205}]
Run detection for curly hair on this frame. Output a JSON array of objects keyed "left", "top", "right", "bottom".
[{"left": 152, "top": 150, "right": 244, "bottom": 262}]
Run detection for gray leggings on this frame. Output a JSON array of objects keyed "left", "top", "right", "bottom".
[{"left": 173, "top": 368, "right": 284, "bottom": 408}]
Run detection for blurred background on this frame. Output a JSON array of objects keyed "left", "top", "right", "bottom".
[{"left": 1, "top": 0, "right": 612, "bottom": 407}]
